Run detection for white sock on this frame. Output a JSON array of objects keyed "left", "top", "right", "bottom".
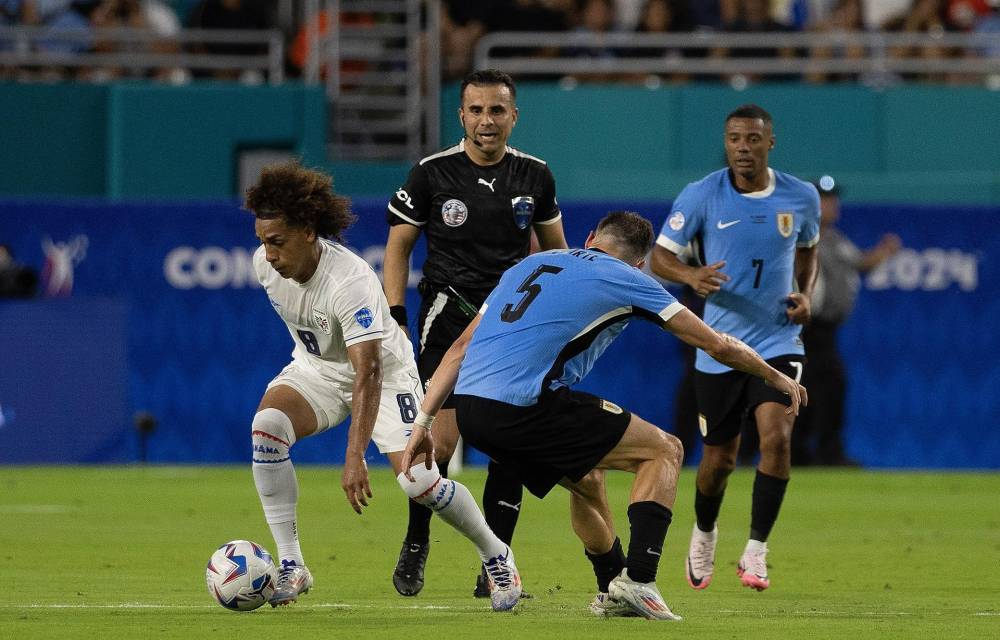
[
  {"left": 745, "top": 538, "right": 767, "bottom": 554},
  {"left": 397, "top": 463, "right": 508, "bottom": 563},
  {"left": 252, "top": 408, "right": 304, "bottom": 567}
]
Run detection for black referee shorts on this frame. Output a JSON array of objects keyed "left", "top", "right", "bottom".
[
  {"left": 415, "top": 284, "right": 482, "bottom": 409},
  {"left": 694, "top": 354, "right": 805, "bottom": 446},
  {"left": 453, "top": 388, "right": 632, "bottom": 498}
]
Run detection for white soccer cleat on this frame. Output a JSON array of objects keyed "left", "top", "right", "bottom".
[
  {"left": 589, "top": 592, "right": 640, "bottom": 617},
  {"left": 607, "top": 570, "right": 682, "bottom": 621},
  {"left": 269, "top": 563, "right": 314, "bottom": 606},
  {"left": 686, "top": 523, "right": 718, "bottom": 590},
  {"left": 737, "top": 542, "right": 770, "bottom": 591},
  {"left": 483, "top": 546, "right": 522, "bottom": 611}
]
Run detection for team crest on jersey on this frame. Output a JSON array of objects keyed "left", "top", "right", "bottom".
[
  {"left": 777, "top": 212, "right": 794, "bottom": 238},
  {"left": 354, "top": 307, "right": 374, "bottom": 329},
  {"left": 511, "top": 196, "right": 534, "bottom": 230},
  {"left": 441, "top": 199, "right": 468, "bottom": 227},
  {"left": 668, "top": 211, "right": 685, "bottom": 231},
  {"left": 312, "top": 308, "right": 332, "bottom": 335}
]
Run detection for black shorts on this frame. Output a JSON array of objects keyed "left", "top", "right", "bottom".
[
  {"left": 694, "top": 355, "right": 805, "bottom": 446},
  {"left": 453, "top": 388, "right": 632, "bottom": 498},
  {"left": 416, "top": 282, "right": 485, "bottom": 409}
]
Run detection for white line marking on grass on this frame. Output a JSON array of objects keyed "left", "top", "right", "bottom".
[
  {"left": 717, "top": 609, "right": 916, "bottom": 617},
  {"left": 974, "top": 612, "right": 1000, "bottom": 616},
  {"left": 0, "top": 505, "right": 76, "bottom": 514},
  {"left": 5, "top": 602, "right": 476, "bottom": 611}
]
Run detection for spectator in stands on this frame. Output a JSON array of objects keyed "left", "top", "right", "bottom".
[
  {"left": 566, "top": 0, "right": 619, "bottom": 82},
  {"left": 882, "top": 0, "right": 963, "bottom": 83},
  {"left": 804, "top": 0, "right": 866, "bottom": 84},
  {"left": 716, "top": 0, "right": 797, "bottom": 83},
  {"left": 440, "top": 0, "right": 573, "bottom": 80},
  {"left": 792, "top": 176, "right": 901, "bottom": 467},
  {"left": 0, "top": 244, "right": 38, "bottom": 298},
  {"left": 623, "top": 0, "right": 694, "bottom": 85},
  {"left": 188, "top": 0, "right": 272, "bottom": 81}
]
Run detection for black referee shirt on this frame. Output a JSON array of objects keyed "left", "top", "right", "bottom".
[{"left": 387, "top": 139, "right": 562, "bottom": 295}]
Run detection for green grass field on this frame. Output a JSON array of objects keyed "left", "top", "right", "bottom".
[{"left": 2, "top": 466, "right": 998, "bottom": 639}]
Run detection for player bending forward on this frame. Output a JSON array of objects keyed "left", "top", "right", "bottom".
[
  {"left": 245, "top": 161, "right": 521, "bottom": 611},
  {"left": 401, "top": 211, "right": 806, "bottom": 620}
]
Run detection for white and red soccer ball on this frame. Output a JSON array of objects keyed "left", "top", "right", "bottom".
[{"left": 205, "top": 540, "right": 277, "bottom": 611}]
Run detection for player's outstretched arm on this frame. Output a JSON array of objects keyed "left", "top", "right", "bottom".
[
  {"left": 401, "top": 315, "right": 482, "bottom": 481},
  {"left": 343, "top": 339, "right": 383, "bottom": 513},
  {"left": 651, "top": 245, "right": 729, "bottom": 297},
  {"left": 664, "top": 308, "right": 807, "bottom": 415}
]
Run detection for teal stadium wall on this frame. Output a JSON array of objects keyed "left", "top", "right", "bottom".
[{"left": 1, "top": 81, "right": 998, "bottom": 202}]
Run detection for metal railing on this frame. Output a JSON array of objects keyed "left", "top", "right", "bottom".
[
  {"left": 474, "top": 31, "right": 1000, "bottom": 80},
  {"left": 0, "top": 26, "right": 285, "bottom": 83}
]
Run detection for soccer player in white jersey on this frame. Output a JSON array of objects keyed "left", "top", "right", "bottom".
[{"left": 244, "top": 161, "right": 521, "bottom": 611}]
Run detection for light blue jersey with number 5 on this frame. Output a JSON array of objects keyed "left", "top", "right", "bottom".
[
  {"left": 657, "top": 168, "right": 820, "bottom": 374},
  {"left": 455, "top": 249, "right": 685, "bottom": 406}
]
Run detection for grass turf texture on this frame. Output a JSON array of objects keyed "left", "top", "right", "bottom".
[{"left": 2, "top": 466, "right": 998, "bottom": 639}]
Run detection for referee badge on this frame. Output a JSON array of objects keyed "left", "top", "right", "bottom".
[
  {"left": 777, "top": 212, "right": 794, "bottom": 238},
  {"left": 441, "top": 199, "right": 468, "bottom": 227},
  {"left": 511, "top": 196, "right": 535, "bottom": 230}
]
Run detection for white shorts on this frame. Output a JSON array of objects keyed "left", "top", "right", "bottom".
[{"left": 266, "top": 360, "right": 423, "bottom": 454}]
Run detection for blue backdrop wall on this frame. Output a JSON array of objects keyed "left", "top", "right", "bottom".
[{"left": 0, "top": 199, "right": 994, "bottom": 468}]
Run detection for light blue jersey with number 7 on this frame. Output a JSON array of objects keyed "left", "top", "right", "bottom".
[
  {"left": 455, "top": 248, "right": 685, "bottom": 406},
  {"left": 657, "top": 168, "right": 820, "bottom": 374}
]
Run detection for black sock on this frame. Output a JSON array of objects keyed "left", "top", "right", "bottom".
[
  {"left": 625, "top": 501, "right": 672, "bottom": 584},
  {"left": 585, "top": 537, "right": 626, "bottom": 593},
  {"left": 482, "top": 460, "right": 522, "bottom": 544},
  {"left": 749, "top": 470, "right": 788, "bottom": 542},
  {"left": 694, "top": 488, "right": 725, "bottom": 532},
  {"left": 405, "top": 460, "right": 449, "bottom": 544}
]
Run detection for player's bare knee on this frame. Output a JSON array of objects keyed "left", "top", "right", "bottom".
[
  {"left": 570, "top": 469, "right": 605, "bottom": 501},
  {"left": 648, "top": 430, "right": 683, "bottom": 468},
  {"left": 759, "top": 435, "right": 791, "bottom": 463}
]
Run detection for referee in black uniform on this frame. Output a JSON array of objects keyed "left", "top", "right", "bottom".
[{"left": 384, "top": 69, "right": 568, "bottom": 597}]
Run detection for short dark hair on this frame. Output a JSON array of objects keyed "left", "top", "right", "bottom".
[
  {"left": 460, "top": 69, "right": 517, "bottom": 104},
  {"left": 596, "top": 211, "right": 654, "bottom": 263},
  {"left": 245, "top": 161, "right": 355, "bottom": 242},
  {"left": 726, "top": 103, "right": 772, "bottom": 125}
]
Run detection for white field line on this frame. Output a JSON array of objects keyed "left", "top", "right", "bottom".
[
  {"left": 3, "top": 604, "right": 993, "bottom": 616},
  {"left": 2, "top": 603, "right": 472, "bottom": 611},
  {"left": 0, "top": 505, "right": 77, "bottom": 514}
]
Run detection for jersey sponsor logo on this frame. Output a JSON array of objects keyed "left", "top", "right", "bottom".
[
  {"left": 716, "top": 219, "right": 741, "bottom": 230},
  {"left": 668, "top": 211, "right": 685, "bottom": 231},
  {"left": 511, "top": 196, "right": 534, "bottom": 230},
  {"left": 441, "top": 199, "right": 468, "bottom": 227},
  {"left": 354, "top": 307, "right": 374, "bottom": 329},
  {"left": 312, "top": 308, "right": 332, "bottom": 334},
  {"left": 600, "top": 399, "right": 623, "bottom": 415},
  {"left": 777, "top": 212, "right": 794, "bottom": 238},
  {"left": 477, "top": 177, "right": 497, "bottom": 192}
]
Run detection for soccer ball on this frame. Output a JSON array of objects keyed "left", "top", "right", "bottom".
[{"left": 205, "top": 540, "right": 277, "bottom": 611}]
